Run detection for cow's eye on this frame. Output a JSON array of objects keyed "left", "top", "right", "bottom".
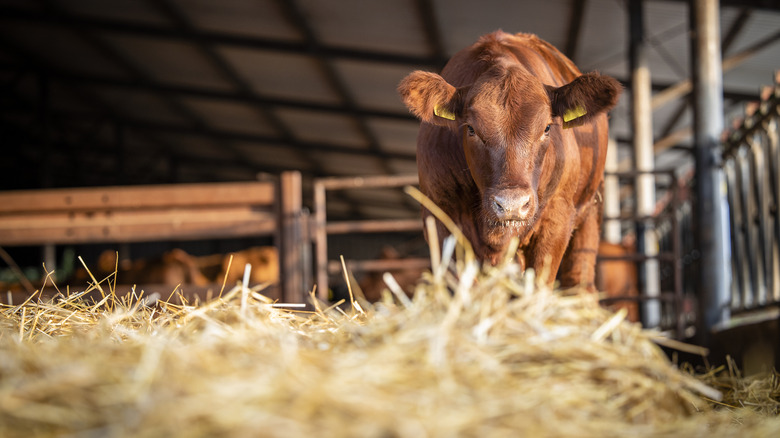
[
  {"left": 466, "top": 125, "right": 476, "bottom": 137},
  {"left": 544, "top": 124, "right": 551, "bottom": 134}
]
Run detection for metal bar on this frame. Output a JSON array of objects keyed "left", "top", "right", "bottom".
[
  {"left": 652, "top": 28, "right": 780, "bottom": 110},
  {"left": 7, "top": 69, "right": 414, "bottom": 121},
  {"left": 671, "top": 176, "right": 686, "bottom": 339},
  {"left": 415, "top": 0, "right": 447, "bottom": 68},
  {"left": 769, "top": 116, "right": 780, "bottom": 304},
  {"left": 724, "top": 162, "right": 744, "bottom": 310},
  {"left": 275, "top": 0, "right": 396, "bottom": 176},
  {"left": 724, "top": 93, "right": 780, "bottom": 156},
  {"left": 564, "top": 0, "right": 587, "bottom": 62},
  {"left": 691, "top": 0, "right": 731, "bottom": 339},
  {"left": 1, "top": 101, "right": 418, "bottom": 162},
  {"left": 739, "top": 150, "right": 756, "bottom": 310},
  {"left": 0, "top": 23, "right": 227, "bottom": 181},
  {"left": 751, "top": 135, "right": 770, "bottom": 306},
  {"left": 629, "top": 0, "right": 661, "bottom": 327},
  {"left": 151, "top": 0, "right": 330, "bottom": 178}
]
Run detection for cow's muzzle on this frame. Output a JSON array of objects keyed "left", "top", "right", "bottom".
[{"left": 489, "top": 189, "right": 536, "bottom": 224}]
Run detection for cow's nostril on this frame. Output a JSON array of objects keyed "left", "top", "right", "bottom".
[
  {"left": 521, "top": 197, "right": 532, "bottom": 211},
  {"left": 493, "top": 200, "right": 505, "bottom": 213}
]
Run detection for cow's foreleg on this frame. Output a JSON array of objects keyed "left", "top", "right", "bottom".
[
  {"left": 557, "top": 200, "right": 601, "bottom": 291},
  {"left": 525, "top": 198, "right": 577, "bottom": 286}
]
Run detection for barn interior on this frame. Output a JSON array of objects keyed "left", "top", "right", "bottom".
[{"left": 1, "top": 0, "right": 779, "bottom": 369}]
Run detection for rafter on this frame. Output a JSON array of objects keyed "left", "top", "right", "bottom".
[
  {"left": 564, "top": 0, "right": 587, "bottom": 62},
  {"left": 0, "top": 4, "right": 441, "bottom": 67}
]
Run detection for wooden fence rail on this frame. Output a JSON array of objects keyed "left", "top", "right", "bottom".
[{"left": 0, "top": 172, "right": 306, "bottom": 303}]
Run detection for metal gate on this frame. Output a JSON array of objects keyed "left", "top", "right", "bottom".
[{"left": 722, "top": 75, "right": 780, "bottom": 320}]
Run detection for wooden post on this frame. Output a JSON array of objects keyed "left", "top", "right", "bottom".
[
  {"left": 278, "top": 171, "right": 305, "bottom": 304},
  {"left": 314, "top": 180, "right": 329, "bottom": 302}
]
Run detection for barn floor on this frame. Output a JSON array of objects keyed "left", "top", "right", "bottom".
[{"left": 1, "top": 249, "right": 778, "bottom": 437}]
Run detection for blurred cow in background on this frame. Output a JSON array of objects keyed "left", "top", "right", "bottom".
[
  {"left": 596, "top": 239, "right": 640, "bottom": 323},
  {"left": 73, "top": 248, "right": 211, "bottom": 287},
  {"left": 217, "top": 246, "right": 279, "bottom": 288}
]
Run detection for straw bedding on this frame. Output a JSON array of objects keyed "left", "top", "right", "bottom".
[{"left": 1, "top": 243, "right": 779, "bottom": 437}]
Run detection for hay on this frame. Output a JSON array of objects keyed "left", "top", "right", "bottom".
[{"left": 1, "top": 243, "right": 779, "bottom": 437}]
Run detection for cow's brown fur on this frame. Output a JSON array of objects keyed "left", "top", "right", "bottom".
[{"left": 399, "top": 31, "right": 621, "bottom": 289}]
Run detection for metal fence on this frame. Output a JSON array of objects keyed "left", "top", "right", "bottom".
[{"left": 722, "top": 76, "right": 780, "bottom": 315}]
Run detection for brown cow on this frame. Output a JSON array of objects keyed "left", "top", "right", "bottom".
[
  {"left": 399, "top": 31, "right": 621, "bottom": 289},
  {"left": 596, "top": 240, "right": 640, "bottom": 322},
  {"left": 89, "top": 248, "right": 210, "bottom": 286},
  {"left": 217, "top": 246, "right": 279, "bottom": 288}
]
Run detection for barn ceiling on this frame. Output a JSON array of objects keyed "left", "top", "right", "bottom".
[{"left": 1, "top": 0, "right": 779, "bottom": 222}]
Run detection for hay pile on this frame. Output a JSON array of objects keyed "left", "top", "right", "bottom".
[{"left": 1, "top": 242, "right": 779, "bottom": 437}]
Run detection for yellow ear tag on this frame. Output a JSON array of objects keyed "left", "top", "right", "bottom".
[
  {"left": 434, "top": 104, "right": 456, "bottom": 121},
  {"left": 563, "top": 105, "right": 587, "bottom": 123}
]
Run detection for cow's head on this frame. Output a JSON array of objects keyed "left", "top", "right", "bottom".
[{"left": 399, "top": 65, "right": 621, "bottom": 247}]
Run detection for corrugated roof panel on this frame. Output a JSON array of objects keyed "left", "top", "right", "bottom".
[
  {"left": 314, "top": 152, "right": 386, "bottom": 176},
  {"left": 234, "top": 142, "right": 315, "bottom": 172},
  {"left": 219, "top": 47, "right": 341, "bottom": 104},
  {"left": 275, "top": 108, "right": 366, "bottom": 149},
  {"left": 63, "top": 0, "right": 168, "bottom": 25},
  {"left": 159, "top": 134, "right": 227, "bottom": 161},
  {"left": 577, "top": 0, "right": 628, "bottom": 72},
  {"left": 104, "top": 35, "right": 231, "bottom": 90},
  {"left": 91, "top": 88, "right": 189, "bottom": 125},
  {"left": 182, "top": 98, "right": 277, "bottom": 136},
  {"left": 334, "top": 60, "right": 416, "bottom": 112},
  {"left": 174, "top": 0, "right": 303, "bottom": 41},
  {"left": 300, "top": 0, "right": 429, "bottom": 56},
  {"left": 645, "top": 1, "right": 689, "bottom": 83},
  {"left": 0, "top": 23, "right": 130, "bottom": 78},
  {"left": 723, "top": 10, "right": 780, "bottom": 94},
  {"left": 387, "top": 159, "right": 419, "bottom": 176},
  {"left": 434, "top": 0, "right": 572, "bottom": 56},
  {"left": 367, "top": 119, "right": 419, "bottom": 155}
]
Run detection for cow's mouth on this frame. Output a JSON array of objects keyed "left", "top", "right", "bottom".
[
  {"left": 493, "top": 219, "right": 528, "bottom": 229},
  {"left": 484, "top": 218, "right": 532, "bottom": 244}
]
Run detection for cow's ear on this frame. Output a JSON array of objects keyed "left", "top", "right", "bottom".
[
  {"left": 547, "top": 73, "right": 622, "bottom": 129},
  {"left": 398, "top": 71, "right": 463, "bottom": 129}
]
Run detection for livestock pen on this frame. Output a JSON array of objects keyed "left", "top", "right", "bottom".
[{"left": 0, "top": 171, "right": 307, "bottom": 304}]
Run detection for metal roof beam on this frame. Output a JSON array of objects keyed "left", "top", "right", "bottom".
[
  {"left": 148, "top": 0, "right": 328, "bottom": 177},
  {"left": 34, "top": 0, "right": 260, "bottom": 173},
  {"left": 415, "top": 0, "right": 448, "bottom": 66},
  {"left": 650, "top": 28, "right": 780, "bottom": 110},
  {"left": 0, "top": 62, "right": 417, "bottom": 121},
  {"left": 564, "top": 0, "right": 587, "bottom": 62},
  {"left": 277, "top": 0, "right": 397, "bottom": 177},
  {"left": 656, "top": 7, "right": 752, "bottom": 141},
  {"left": 0, "top": 5, "right": 441, "bottom": 67}
]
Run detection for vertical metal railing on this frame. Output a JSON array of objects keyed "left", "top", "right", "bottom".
[
  {"left": 722, "top": 75, "right": 780, "bottom": 317},
  {"left": 600, "top": 169, "right": 690, "bottom": 338}
]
